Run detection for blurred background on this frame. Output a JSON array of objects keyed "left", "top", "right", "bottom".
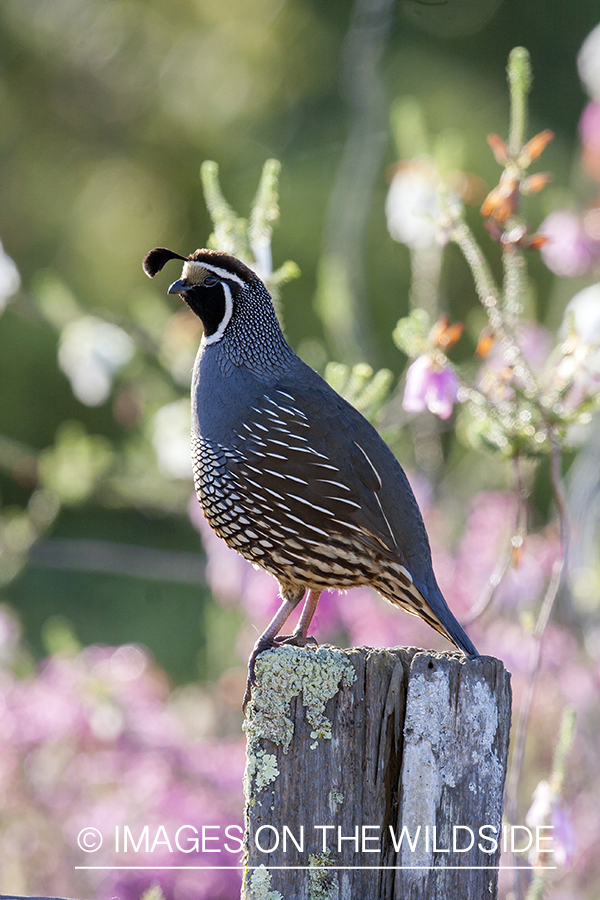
[{"left": 1, "top": 1, "right": 600, "bottom": 898}]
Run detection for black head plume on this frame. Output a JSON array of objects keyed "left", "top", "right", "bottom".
[{"left": 143, "top": 247, "right": 188, "bottom": 278}]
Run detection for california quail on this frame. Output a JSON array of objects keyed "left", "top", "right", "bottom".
[{"left": 143, "top": 247, "right": 478, "bottom": 706}]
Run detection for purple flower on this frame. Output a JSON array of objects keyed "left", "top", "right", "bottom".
[
  {"left": 526, "top": 780, "right": 576, "bottom": 868},
  {"left": 579, "top": 101, "right": 600, "bottom": 152},
  {"left": 539, "top": 209, "right": 600, "bottom": 277},
  {"left": 0, "top": 634, "right": 245, "bottom": 900},
  {"left": 403, "top": 354, "right": 459, "bottom": 420}
]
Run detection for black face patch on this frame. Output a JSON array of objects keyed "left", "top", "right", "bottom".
[{"left": 182, "top": 282, "right": 227, "bottom": 337}]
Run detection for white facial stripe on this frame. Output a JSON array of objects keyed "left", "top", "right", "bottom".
[
  {"left": 203, "top": 281, "right": 234, "bottom": 346},
  {"left": 182, "top": 260, "right": 246, "bottom": 287}
]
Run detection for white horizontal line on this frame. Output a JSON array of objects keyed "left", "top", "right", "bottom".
[{"left": 75, "top": 865, "right": 558, "bottom": 871}]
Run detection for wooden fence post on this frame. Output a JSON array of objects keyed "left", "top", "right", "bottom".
[{"left": 241, "top": 645, "right": 511, "bottom": 900}]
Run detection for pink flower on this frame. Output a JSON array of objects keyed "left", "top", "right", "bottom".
[
  {"left": 579, "top": 101, "right": 600, "bottom": 152},
  {"left": 403, "top": 354, "right": 459, "bottom": 420},
  {"left": 526, "top": 780, "right": 576, "bottom": 867},
  {"left": 477, "top": 323, "right": 553, "bottom": 403},
  {"left": 539, "top": 209, "right": 600, "bottom": 277}
]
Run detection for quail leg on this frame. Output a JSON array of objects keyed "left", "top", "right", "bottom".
[
  {"left": 274, "top": 589, "right": 321, "bottom": 648},
  {"left": 243, "top": 586, "right": 305, "bottom": 713}
]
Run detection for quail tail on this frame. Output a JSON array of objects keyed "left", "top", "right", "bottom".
[{"left": 413, "top": 579, "right": 479, "bottom": 658}]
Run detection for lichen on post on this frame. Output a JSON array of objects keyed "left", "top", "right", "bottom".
[{"left": 241, "top": 645, "right": 511, "bottom": 900}]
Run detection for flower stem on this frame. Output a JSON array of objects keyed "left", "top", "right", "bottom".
[
  {"left": 502, "top": 245, "right": 526, "bottom": 329},
  {"left": 507, "top": 47, "right": 532, "bottom": 158},
  {"left": 505, "top": 431, "right": 568, "bottom": 900},
  {"left": 450, "top": 222, "right": 539, "bottom": 396},
  {"left": 450, "top": 221, "right": 500, "bottom": 306}
]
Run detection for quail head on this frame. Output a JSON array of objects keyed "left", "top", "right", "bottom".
[{"left": 143, "top": 246, "right": 478, "bottom": 708}]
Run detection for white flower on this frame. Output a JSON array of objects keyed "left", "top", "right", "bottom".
[
  {"left": 386, "top": 160, "right": 461, "bottom": 250},
  {"left": 0, "top": 240, "right": 21, "bottom": 313},
  {"left": 555, "top": 283, "right": 600, "bottom": 404},
  {"left": 152, "top": 399, "right": 192, "bottom": 480},
  {"left": 563, "top": 282, "right": 600, "bottom": 343},
  {"left": 58, "top": 316, "right": 134, "bottom": 406},
  {"left": 578, "top": 23, "right": 600, "bottom": 99}
]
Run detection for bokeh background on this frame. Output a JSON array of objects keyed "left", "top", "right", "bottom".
[{"left": 1, "top": 1, "right": 600, "bottom": 899}]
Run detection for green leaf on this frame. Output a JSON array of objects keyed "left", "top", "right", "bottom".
[
  {"left": 39, "top": 421, "right": 114, "bottom": 505},
  {"left": 392, "top": 308, "right": 430, "bottom": 357},
  {"left": 324, "top": 362, "right": 393, "bottom": 422}
]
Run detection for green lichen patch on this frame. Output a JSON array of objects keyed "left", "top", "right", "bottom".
[
  {"left": 249, "top": 865, "right": 283, "bottom": 900},
  {"left": 308, "top": 851, "right": 339, "bottom": 900},
  {"left": 246, "top": 748, "right": 280, "bottom": 793},
  {"left": 243, "top": 646, "right": 356, "bottom": 801},
  {"left": 244, "top": 645, "right": 356, "bottom": 755},
  {"left": 327, "top": 790, "right": 344, "bottom": 815}
]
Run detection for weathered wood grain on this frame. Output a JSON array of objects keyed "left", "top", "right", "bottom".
[{"left": 241, "top": 645, "right": 511, "bottom": 900}]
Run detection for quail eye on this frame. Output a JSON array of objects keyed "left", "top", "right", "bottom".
[{"left": 203, "top": 275, "right": 219, "bottom": 287}]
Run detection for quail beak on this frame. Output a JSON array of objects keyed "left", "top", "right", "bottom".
[{"left": 167, "top": 278, "right": 191, "bottom": 295}]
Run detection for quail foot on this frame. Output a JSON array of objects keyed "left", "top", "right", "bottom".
[{"left": 143, "top": 247, "right": 479, "bottom": 711}]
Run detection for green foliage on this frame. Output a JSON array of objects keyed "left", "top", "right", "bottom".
[
  {"left": 41, "top": 614, "right": 81, "bottom": 657},
  {"left": 38, "top": 421, "right": 114, "bottom": 506},
  {"left": 324, "top": 362, "right": 393, "bottom": 423},
  {"left": 392, "top": 309, "right": 431, "bottom": 358},
  {"left": 201, "top": 159, "right": 300, "bottom": 307}
]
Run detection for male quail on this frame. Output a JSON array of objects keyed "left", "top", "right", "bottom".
[{"left": 143, "top": 247, "right": 478, "bottom": 706}]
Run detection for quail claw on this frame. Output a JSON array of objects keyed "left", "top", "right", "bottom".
[
  {"left": 242, "top": 633, "right": 320, "bottom": 714},
  {"left": 243, "top": 634, "right": 276, "bottom": 715},
  {"left": 274, "top": 633, "right": 319, "bottom": 649}
]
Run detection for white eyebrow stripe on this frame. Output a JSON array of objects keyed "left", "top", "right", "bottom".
[{"left": 183, "top": 260, "right": 246, "bottom": 287}]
